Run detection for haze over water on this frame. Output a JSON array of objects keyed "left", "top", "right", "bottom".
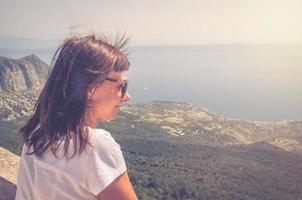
[
  {"left": 127, "top": 44, "right": 302, "bottom": 122},
  {"left": 2, "top": 44, "right": 302, "bottom": 122}
]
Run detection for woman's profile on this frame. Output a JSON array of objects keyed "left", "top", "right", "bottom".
[{"left": 15, "top": 34, "right": 138, "bottom": 200}]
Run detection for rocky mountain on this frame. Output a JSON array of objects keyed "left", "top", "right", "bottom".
[
  {"left": 0, "top": 55, "right": 48, "bottom": 121},
  {"left": 0, "top": 55, "right": 49, "bottom": 92}
]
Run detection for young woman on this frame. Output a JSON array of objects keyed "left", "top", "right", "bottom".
[{"left": 15, "top": 35, "right": 138, "bottom": 200}]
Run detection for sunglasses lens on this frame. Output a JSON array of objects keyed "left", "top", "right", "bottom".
[{"left": 122, "top": 82, "right": 128, "bottom": 97}]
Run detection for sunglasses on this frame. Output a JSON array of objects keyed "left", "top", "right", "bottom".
[{"left": 105, "top": 77, "right": 129, "bottom": 98}]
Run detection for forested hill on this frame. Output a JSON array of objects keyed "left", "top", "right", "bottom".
[{"left": 1, "top": 101, "right": 302, "bottom": 199}]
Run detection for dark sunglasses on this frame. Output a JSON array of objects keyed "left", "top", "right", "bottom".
[{"left": 105, "top": 77, "right": 129, "bottom": 98}]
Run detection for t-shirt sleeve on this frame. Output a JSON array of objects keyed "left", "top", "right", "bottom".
[{"left": 82, "top": 133, "right": 127, "bottom": 196}]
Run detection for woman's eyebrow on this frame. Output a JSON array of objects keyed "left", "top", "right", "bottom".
[
  {"left": 111, "top": 77, "right": 126, "bottom": 81},
  {"left": 118, "top": 79, "right": 128, "bottom": 83}
]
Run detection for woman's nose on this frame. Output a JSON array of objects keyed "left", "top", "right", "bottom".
[{"left": 123, "top": 92, "right": 131, "bottom": 101}]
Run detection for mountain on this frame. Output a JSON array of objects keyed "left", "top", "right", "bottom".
[
  {"left": 0, "top": 55, "right": 49, "bottom": 92},
  {"left": 0, "top": 55, "right": 49, "bottom": 121}
]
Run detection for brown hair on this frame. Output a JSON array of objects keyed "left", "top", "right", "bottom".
[{"left": 20, "top": 34, "right": 130, "bottom": 159}]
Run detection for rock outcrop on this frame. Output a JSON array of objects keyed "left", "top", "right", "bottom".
[
  {"left": 0, "top": 147, "right": 20, "bottom": 200},
  {"left": 0, "top": 55, "right": 48, "bottom": 121},
  {"left": 0, "top": 55, "right": 49, "bottom": 92}
]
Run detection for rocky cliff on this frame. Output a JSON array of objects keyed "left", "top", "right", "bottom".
[
  {"left": 0, "top": 55, "right": 48, "bottom": 121},
  {"left": 0, "top": 147, "right": 19, "bottom": 200},
  {"left": 0, "top": 55, "right": 49, "bottom": 92}
]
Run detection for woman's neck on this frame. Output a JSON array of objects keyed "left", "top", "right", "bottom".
[{"left": 85, "top": 115, "right": 97, "bottom": 129}]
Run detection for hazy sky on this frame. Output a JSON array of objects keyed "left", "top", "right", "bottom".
[{"left": 0, "top": 0, "right": 301, "bottom": 45}]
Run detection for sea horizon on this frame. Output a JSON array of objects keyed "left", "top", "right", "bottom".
[{"left": 1, "top": 44, "right": 301, "bottom": 122}]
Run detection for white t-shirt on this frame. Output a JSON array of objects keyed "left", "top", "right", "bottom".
[{"left": 15, "top": 127, "right": 127, "bottom": 200}]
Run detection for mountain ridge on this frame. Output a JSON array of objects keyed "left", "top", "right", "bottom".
[{"left": 0, "top": 55, "right": 49, "bottom": 92}]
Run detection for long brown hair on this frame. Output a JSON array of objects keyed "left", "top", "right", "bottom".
[{"left": 20, "top": 34, "right": 130, "bottom": 159}]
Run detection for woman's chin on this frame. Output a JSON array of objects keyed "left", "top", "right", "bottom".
[
  {"left": 108, "top": 112, "right": 119, "bottom": 121},
  {"left": 99, "top": 109, "right": 120, "bottom": 121}
]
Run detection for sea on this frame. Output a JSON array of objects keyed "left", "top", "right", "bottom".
[{"left": 1, "top": 44, "right": 301, "bottom": 122}]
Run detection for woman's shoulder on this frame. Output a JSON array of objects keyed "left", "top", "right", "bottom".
[
  {"left": 81, "top": 127, "right": 127, "bottom": 195},
  {"left": 87, "top": 126, "right": 115, "bottom": 142},
  {"left": 87, "top": 126, "right": 112, "bottom": 137},
  {"left": 87, "top": 126, "right": 121, "bottom": 152}
]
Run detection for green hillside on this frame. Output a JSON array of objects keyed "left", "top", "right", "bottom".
[{"left": 1, "top": 102, "right": 301, "bottom": 200}]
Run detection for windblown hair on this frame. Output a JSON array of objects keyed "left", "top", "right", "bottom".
[{"left": 20, "top": 34, "right": 130, "bottom": 159}]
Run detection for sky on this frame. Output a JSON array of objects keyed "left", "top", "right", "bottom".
[{"left": 0, "top": 0, "right": 301, "bottom": 45}]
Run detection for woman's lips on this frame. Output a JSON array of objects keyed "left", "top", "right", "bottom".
[{"left": 116, "top": 105, "right": 122, "bottom": 109}]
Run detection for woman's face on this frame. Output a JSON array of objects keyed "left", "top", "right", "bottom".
[{"left": 85, "top": 70, "right": 131, "bottom": 127}]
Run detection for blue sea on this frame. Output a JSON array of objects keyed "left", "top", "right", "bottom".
[{"left": 1, "top": 44, "right": 302, "bottom": 121}]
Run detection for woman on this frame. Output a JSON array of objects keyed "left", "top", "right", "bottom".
[{"left": 15, "top": 34, "right": 138, "bottom": 200}]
